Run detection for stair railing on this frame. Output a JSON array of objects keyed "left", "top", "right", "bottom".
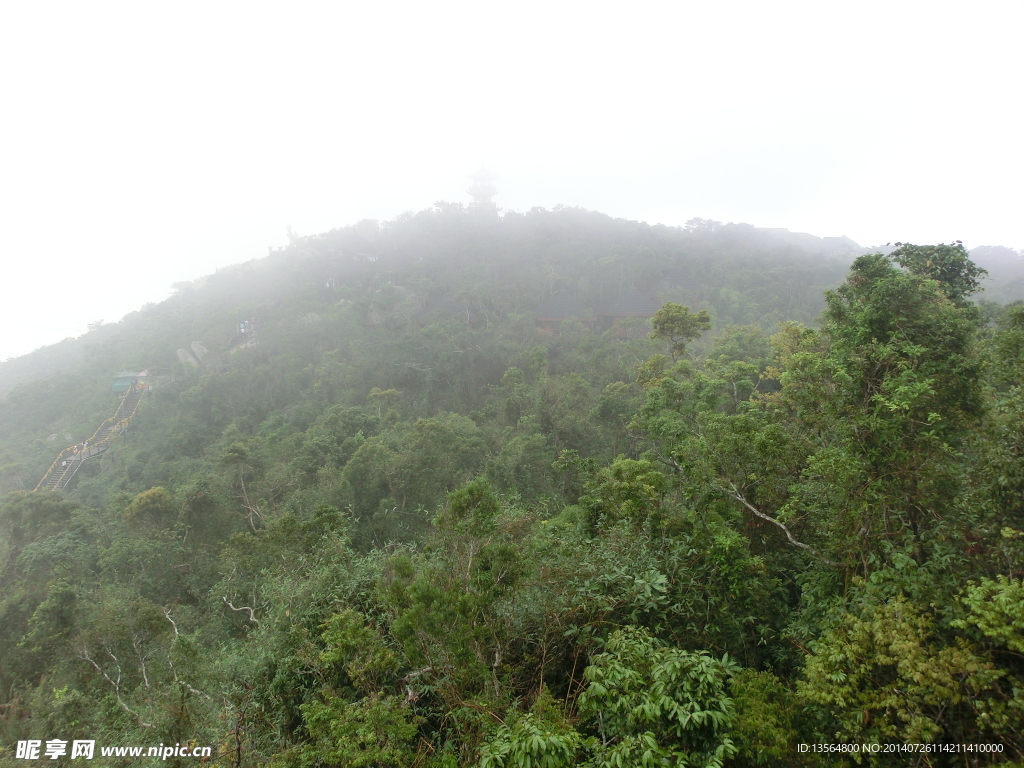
[
  {"left": 33, "top": 446, "right": 79, "bottom": 491},
  {"left": 34, "top": 382, "right": 149, "bottom": 491}
]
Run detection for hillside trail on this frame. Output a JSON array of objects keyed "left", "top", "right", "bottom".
[{"left": 34, "top": 383, "right": 147, "bottom": 492}]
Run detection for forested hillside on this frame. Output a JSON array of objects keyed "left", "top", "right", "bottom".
[{"left": 1, "top": 206, "right": 1023, "bottom": 766}]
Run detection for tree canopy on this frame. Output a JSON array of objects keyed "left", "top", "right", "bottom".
[{"left": 1, "top": 209, "right": 1023, "bottom": 766}]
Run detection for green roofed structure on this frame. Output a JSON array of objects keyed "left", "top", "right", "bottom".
[{"left": 111, "top": 370, "right": 146, "bottom": 392}]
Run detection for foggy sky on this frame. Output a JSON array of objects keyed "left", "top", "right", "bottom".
[{"left": 1, "top": 1, "right": 1021, "bottom": 362}]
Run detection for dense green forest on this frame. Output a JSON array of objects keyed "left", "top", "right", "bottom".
[{"left": 1, "top": 206, "right": 1023, "bottom": 766}]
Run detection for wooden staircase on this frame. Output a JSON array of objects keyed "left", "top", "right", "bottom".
[{"left": 35, "top": 384, "right": 147, "bottom": 492}]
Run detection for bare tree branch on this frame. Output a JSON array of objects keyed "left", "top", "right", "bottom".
[
  {"left": 166, "top": 656, "right": 213, "bottom": 701},
  {"left": 237, "top": 473, "right": 265, "bottom": 532},
  {"left": 131, "top": 636, "right": 155, "bottom": 689},
  {"left": 223, "top": 597, "right": 260, "bottom": 625},
  {"left": 78, "top": 649, "right": 153, "bottom": 728},
  {"left": 727, "top": 483, "right": 842, "bottom": 567},
  {"left": 162, "top": 607, "right": 180, "bottom": 637}
]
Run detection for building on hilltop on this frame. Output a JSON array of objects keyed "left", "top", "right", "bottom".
[
  {"left": 535, "top": 292, "right": 594, "bottom": 334},
  {"left": 598, "top": 289, "right": 659, "bottom": 335},
  {"left": 468, "top": 167, "right": 497, "bottom": 210}
]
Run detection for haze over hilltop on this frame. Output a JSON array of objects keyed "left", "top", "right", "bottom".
[
  {"left": 2, "top": 204, "right": 1024, "bottom": 399},
  {"left": 2, "top": 3, "right": 1022, "bottom": 364}
]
